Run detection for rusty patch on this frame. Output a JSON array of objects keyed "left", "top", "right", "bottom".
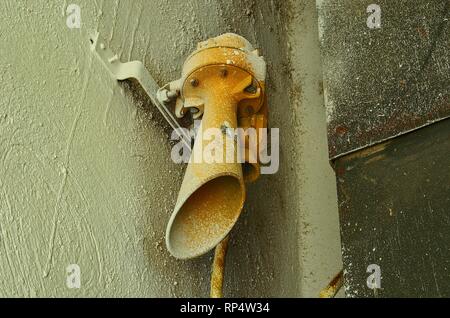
[
  {"left": 319, "top": 0, "right": 450, "bottom": 159},
  {"left": 166, "top": 33, "right": 267, "bottom": 259}
]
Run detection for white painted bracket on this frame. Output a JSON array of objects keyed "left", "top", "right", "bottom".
[{"left": 89, "top": 32, "right": 190, "bottom": 147}]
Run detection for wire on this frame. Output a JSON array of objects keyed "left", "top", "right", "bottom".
[
  {"left": 210, "top": 236, "right": 230, "bottom": 298},
  {"left": 319, "top": 269, "right": 344, "bottom": 298}
]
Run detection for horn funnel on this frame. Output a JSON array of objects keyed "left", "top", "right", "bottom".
[{"left": 166, "top": 33, "right": 267, "bottom": 259}]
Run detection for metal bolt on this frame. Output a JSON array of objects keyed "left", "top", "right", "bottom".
[
  {"left": 167, "top": 90, "right": 178, "bottom": 99},
  {"left": 244, "top": 83, "right": 258, "bottom": 94},
  {"left": 220, "top": 122, "right": 234, "bottom": 140},
  {"left": 190, "top": 108, "right": 199, "bottom": 114},
  {"left": 190, "top": 78, "right": 199, "bottom": 87}
]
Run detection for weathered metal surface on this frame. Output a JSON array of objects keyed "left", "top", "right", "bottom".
[
  {"left": 165, "top": 34, "right": 266, "bottom": 259},
  {"left": 334, "top": 118, "right": 450, "bottom": 297},
  {"left": 318, "top": 0, "right": 450, "bottom": 159},
  {"left": 90, "top": 32, "right": 189, "bottom": 139}
]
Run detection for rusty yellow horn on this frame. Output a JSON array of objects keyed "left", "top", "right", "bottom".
[{"left": 166, "top": 33, "right": 267, "bottom": 259}]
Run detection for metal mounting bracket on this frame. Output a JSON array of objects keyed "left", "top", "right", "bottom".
[{"left": 89, "top": 32, "right": 190, "bottom": 147}]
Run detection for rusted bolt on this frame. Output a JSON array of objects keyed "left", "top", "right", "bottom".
[
  {"left": 220, "top": 122, "right": 231, "bottom": 134},
  {"left": 220, "top": 69, "right": 228, "bottom": 77},
  {"left": 244, "top": 83, "right": 257, "bottom": 94},
  {"left": 190, "top": 78, "right": 199, "bottom": 87},
  {"left": 220, "top": 121, "right": 236, "bottom": 140}
]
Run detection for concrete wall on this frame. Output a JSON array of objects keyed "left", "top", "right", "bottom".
[{"left": 0, "top": 0, "right": 341, "bottom": 297}]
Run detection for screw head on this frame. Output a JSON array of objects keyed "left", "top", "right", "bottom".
[
  {"left": 190, "top": 78, "right": 199, "bottom": 87},
  {"left": 244, "top": 83, "right": 258, "bottom": 94},
  {"left": 220, "top": 69, "right": 228, "bottom": 77}
]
